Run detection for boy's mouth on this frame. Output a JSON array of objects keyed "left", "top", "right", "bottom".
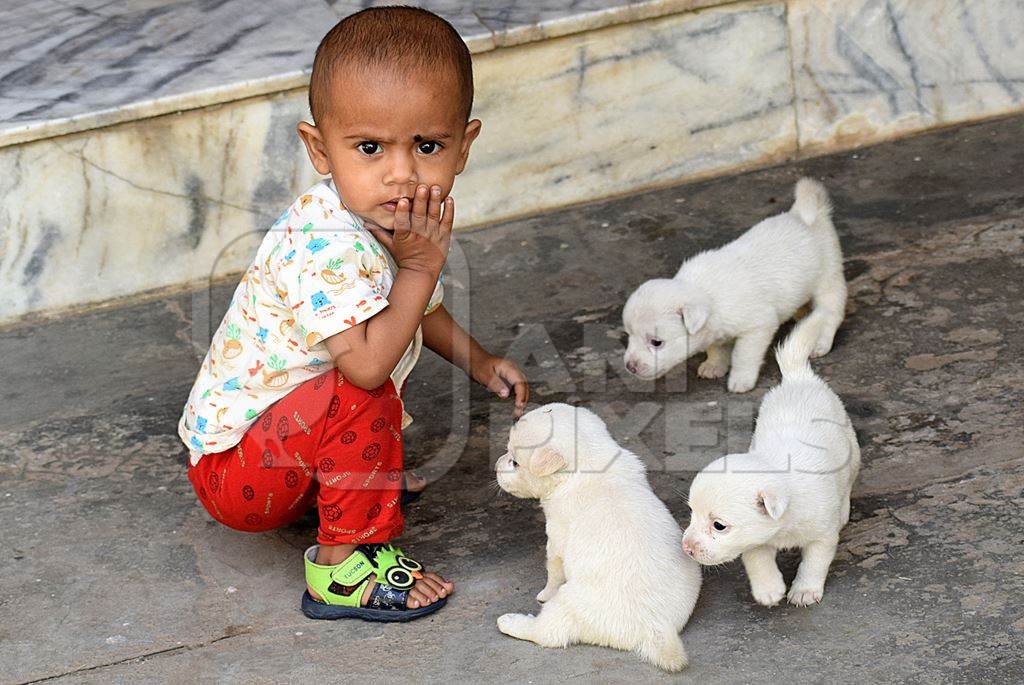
[{"left": 380, "top": 197, "right": 409, "bottom": 212}]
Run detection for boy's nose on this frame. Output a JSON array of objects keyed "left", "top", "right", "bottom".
[{"left": 383, "top": 152, "right": 418, "bottom": 186}]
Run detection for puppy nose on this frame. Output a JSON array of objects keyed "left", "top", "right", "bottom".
[
  {"left": 625, "top": 359, "right": 638, "bottom": 374},
  {"left": 682, "top": 540, "right": 697, "bottom": 557}
]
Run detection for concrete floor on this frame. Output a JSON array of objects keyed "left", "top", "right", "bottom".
[{"left": 2, "top": 115, "right": 1023, "bottom": 684}]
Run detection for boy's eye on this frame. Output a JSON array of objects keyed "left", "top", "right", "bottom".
[
  {"left": 713, "top": 520, "right": 727, "bottom": 532},
  {"left": 650, "top": 339, "right": 663, "bottom": 348},
  {"left": 358, "top": 141, "right": 382, "bottom": 156},
  {"left": 416, "top": 141, "right": 441, "bottom": 155}
]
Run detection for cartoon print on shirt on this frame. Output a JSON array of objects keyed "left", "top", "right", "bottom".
[
  {"left": 263, "top": 355, "right": 289, "bottom": 389},
  {"left": 307, "top": 237, "right": 330, "bottom": 253},
  {"left": 321, "top": 257, "right": 346, "bottom": 284},
  {"left": 179, "top": 179, "right": 443, "bottom": 462},
  {"left": 311, "top": 291, "right": 331, "bottom": 311},
  {"left": 223, "top": 323, "right": 243, "bottom": 359}
]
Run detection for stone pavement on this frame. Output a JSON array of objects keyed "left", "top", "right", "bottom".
[{"left": 2, "top": 115, "right": 1022, "bottom": 683}]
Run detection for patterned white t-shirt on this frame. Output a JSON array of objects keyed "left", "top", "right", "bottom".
[{"left": 178, "top": 179, "right": 442, "bottom": 465}]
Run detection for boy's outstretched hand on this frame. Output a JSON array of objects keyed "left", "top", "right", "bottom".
[{"left": 472, "top": 355, "right": 529, "bottom": 418}]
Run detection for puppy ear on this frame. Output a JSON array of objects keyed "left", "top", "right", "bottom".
[
  {"left": 756, "top": 489, "right": 788, "bottom": 520},
  {"left": 681, "top": 303, "right": 708, "bottom": 335},
  {"left": 529, "top": 446, "right": 565, "bottom": 477}
]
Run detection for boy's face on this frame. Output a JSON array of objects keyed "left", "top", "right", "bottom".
[{"left": 298, "top": 68, "right": 481, "bottom": 231}]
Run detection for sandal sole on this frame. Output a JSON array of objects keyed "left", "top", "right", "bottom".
[{"left": 301, "top": 590, "right": 447, "bottom": 622}]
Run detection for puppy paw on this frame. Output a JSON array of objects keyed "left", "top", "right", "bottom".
[
  {"left": 810, "top": 337, "right": 833, "bottom": 359},
  {"left": 497, "top": 613, "right": 534, "bottom": 640},
  {"left": 698, "top": 357, "right": 729, "bottom": 379},
  {"left": 536, "top": 586, "right": 558, "bottom": 603},
  {"left": 750, "top": 579, "right": 786, "bottom": 607},
  {"left": 727, "top": 373, "right": 757, "bottom": 394},
  {"left": 787, "top": 585, "right": 824, "bottom": 607}
]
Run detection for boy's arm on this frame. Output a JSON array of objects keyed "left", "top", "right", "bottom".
[
  {"left": 323, "top": 186, "right": 451, "bottom": 389},
  {"left": 422, "top": 304, "right": 529, "bottom": 416},
  {"left": 421, "top": 304, "right": 484, "bottom": 375},
  {"left": 323, "top": 268, "right": 437, "bottom": 389}
]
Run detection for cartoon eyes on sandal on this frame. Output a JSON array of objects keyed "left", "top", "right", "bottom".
[
  {"left": 385, "top": 566, "right": 415, "bottom": 589},
  {"left": 713, "top": 520, "right": 728, "bottom": 532},
  {"left": 396, "top": 555, "right": 422, "bottom": 572}
]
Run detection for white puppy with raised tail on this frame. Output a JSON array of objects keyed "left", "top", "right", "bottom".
[
  {"left": 623, "top": 178, "right": 846, "bottom": 392},
  {"left": 495, "top": 404, "right": 701, "bottom": 672},
  {"left": 681, "top": 316, "right": 860, "bottom": 606}
]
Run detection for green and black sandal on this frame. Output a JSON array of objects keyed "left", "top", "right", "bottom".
[{"left": 301, "top": 543, "right": 446, "bottom": 621}]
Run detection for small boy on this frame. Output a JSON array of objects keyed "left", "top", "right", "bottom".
[{"left": 179, "top": 7, "right": 528, "bottom": 622}]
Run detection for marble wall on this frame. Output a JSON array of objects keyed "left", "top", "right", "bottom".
[
  {"left": 1, "top": 2, "right": 796, "bottom": 321},
  {"left": 790, "top": 0, "right": 1024, "bottom": 151},
  {"left": 2, "top": 0, "right": 1022, "bottom": 322}
]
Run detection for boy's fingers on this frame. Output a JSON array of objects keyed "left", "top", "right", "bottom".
[
  {"left": 484, "top": 374, "right": 510, "bottom": 399},
  {"left": 411, "top": 184, "right": 429, "bottom": 231},
  {"left": 393, "top": 198, "right": 412, "bottom": 234},
  {"left": 440, "top": 196, "right": 455, "bottom": 232},
  {"left": 427, "top": 185, "right": 442, "bottom": 223},
  {"left": 512, "top": 381, "right": 529, "bottom": 416}
]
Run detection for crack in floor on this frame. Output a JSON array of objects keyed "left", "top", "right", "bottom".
[{"left": 18, "top": 630, "right": 250, "bottom": 684}]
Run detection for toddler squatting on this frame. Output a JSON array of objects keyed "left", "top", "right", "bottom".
[{"left": 178, "top": 7, "right": 529, "bottom": 622}]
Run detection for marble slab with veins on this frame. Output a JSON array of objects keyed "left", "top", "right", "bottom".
[
  {"left": 790, "top": 0, "right": 1024, "bottom": 149},
  {"left": 0, "top": 0, "right": 710, "bottom": 145}
]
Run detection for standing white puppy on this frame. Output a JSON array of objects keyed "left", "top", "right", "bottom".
[
  {"left": 495, "top": 404, "right": 701, "bottom": 672},
  {"left": 681, "top": 316, "right": 860, "bottom": 606},
  {"left": 623, "top": 178, "right": 846, "bottom": 392}
]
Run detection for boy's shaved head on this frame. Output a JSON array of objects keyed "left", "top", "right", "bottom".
[{"left": 309, "top": 6, "right": 474, "bottom": 126}]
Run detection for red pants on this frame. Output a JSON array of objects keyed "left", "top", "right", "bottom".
[{"left": 188, "top": 369, "right": 404, "bottom": 545}]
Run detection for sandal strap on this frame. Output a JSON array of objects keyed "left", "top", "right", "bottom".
[
  {"left": 304, "top": 545, "right": 375, "bottom": 607},
  {"left": 365, "top": 582, "right": 411, "bottom": 611}
]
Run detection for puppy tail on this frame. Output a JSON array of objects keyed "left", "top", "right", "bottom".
[
  {"left": 792, "top": 177, "right": 833, "bottom": 227},
  {"left": 775, "top": 312, "right": 823, "bottom": 382}
]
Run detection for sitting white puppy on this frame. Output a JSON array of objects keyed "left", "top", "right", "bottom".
[
  {"left": 681, "top": 316, "right": 860, "bottom": 606},
  {"left": 495, "top": 404, "right": 701, "bottom": 672},
  {"left": 623, "top": 178, "right": 846, "bottom": 392}
]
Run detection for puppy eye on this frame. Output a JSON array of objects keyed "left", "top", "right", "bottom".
[
  {"left": 511, "top": 460, "right": 518, "bottom": 468},
  {"left": 713, "top": 520, "right": 727, "bottom": 532},
  {"left": 650, "top": 339, "right": 663, "bottom": 348}
]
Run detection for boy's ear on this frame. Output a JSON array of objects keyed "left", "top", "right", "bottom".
[
  {"left": 296, "top": 122, "right": 331, "bottom": 176},
  {"left": 529, "top": 446, "right": 565, "bottom": 477},
  {"left": 680, "top": 302, "right": 709, "bottom": 335},
  {"left": 756, "top": 489, "right": 789, "bottom": 520},
  {"left": 455, "top": 119, "right": 482, "bottom": 175}
]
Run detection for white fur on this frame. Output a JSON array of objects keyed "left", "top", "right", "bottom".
[
  {"left": 495, "top": 404, "right": 702, "bottom": 672},
  {"left": 623, "top": 178, "right": 846, "bottom": 392},
  {"left": 681, "top": 318, "right": 860, "bottom": 607}
]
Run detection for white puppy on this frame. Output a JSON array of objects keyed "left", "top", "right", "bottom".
[
  {"left": 681, "top": 316, "right": 860, "bottom": 606},
  {"left": 623, "top": 178, "right": 846, "bottom": 392},
  {"left": 495, "top": 404, "right": 701, "bottom": 672}
]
